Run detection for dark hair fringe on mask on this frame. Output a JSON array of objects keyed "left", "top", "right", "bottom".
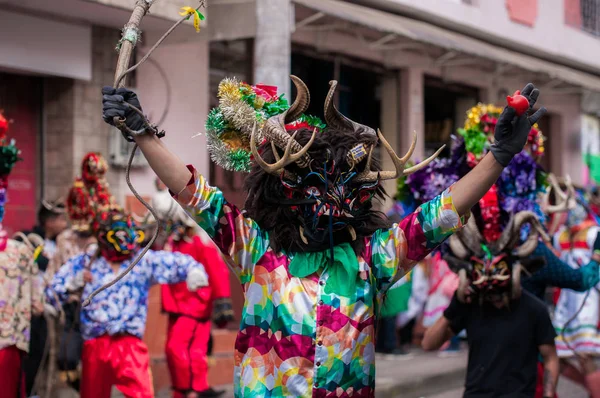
[{"left": 244, "top": 127, "right": 393, "bottom": 254}]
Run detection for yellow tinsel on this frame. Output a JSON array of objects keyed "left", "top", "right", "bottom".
[
  {"left": 218, "top": 78, "right": 242, "bottom": 102},
  {"left": 464, "top": 103, "right": 503, "bottom": 130}
]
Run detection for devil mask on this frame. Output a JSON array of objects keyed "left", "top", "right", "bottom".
[
  {"left": 445, "top": 211, "right": 548, "bottom": 305},
  {"left": 541, "top": 174, "right": 577, "bottom": 235},
  {"left": 93, "top": 208, "right": 144, "bottom": 262},
  {"left": 244, "top": 77, "right": 441, "bottom": 253}
]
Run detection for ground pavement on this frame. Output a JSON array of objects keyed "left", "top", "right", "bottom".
[{"left": 111, "top": 347, "right": 588, "bottom": 398}]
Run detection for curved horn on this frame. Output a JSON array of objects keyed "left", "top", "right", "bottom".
[
  {"left": 287, "top": 75, "right": 310, "bottom": 122},
  {"left": 449, "top": 217, "right": 485, "bottom": 258},
  {"left": 26, "top": 233, "right": 45, "bottom": 248},
  {"left": 251, "top": 122, "right": 317, "bottom": 175},
  {"left": 324, "top": 80, "right": 376, "bottom": 136},
  {"left": 12, "top": 232, "right": 35, "bottom": 251},
  {"left": 448, "top": 234, "right": 470, "bottom": 259},
  {"left": 543, "top": 174, "right": 572, "bottom": 214},
  {"left": 457, "top": 269, "right": 469, "bottom": 303},
  {"left": 354, "top": 129, "right": 445, "bottom": 183},
  {"left": 511, "top": 263, "right": 522, "bottom": 300},
  {"left": 513, "top": 211, "right": 550, "bottom": 257},
  {"left": 493, "top": 215, "right": 516, "bottom": 254},
  {"left": 261, "top": 76, "right": 313, "bottom": 168}
]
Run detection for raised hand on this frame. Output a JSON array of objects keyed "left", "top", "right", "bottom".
[
  {"left": 102, "top": 87, "right": 147, "bottom": 140},
  {"left": 491, "top": 83, "right": 547, "bottom": 167}
]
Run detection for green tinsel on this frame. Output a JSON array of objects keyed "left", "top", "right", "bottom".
[
  {"left": 0, "top": 142, "right": 21, "bottom": 176},
  {"left": 457, "top": 127, "right": 487, "bottom": 156},
  {"left": 298, "top": 114, "right": 326, "bottom": 130},
  {"left": 263, "top": 95, "right": 290, "bottom": 118},
  {"left": 240, "top": 88, "right": 257, "bottom": 109},
  {"left": 228, "top": 149, "right": 252, "bottom": 173},
  {"left": 205, "top": 108, "right": 226, "bottom": 136}
]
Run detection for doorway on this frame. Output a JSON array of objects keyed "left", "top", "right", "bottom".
[{"left": 0, "top": 72, "right": 42, "bottom": 234}]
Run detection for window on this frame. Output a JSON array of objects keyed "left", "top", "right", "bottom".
[{"left": 565, "top": 0, "right": 600, "bottom": 37}]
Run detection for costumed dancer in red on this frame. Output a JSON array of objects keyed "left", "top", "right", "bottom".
[{"left": 152, "top": 180, "right": 234, "bottom": 398}]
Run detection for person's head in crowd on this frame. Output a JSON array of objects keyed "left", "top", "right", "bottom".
[{"left": 38, "top": 199, "right": 68, "bottom": 239}]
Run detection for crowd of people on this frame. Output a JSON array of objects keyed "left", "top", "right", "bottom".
[
  {"left": 1, "top": 70, "right": 600, "bottom": 398},
  {"left": 0, "top": 127, "right": 234, "bottom": 397}
]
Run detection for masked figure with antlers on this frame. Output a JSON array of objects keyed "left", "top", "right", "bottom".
[
  {"left": 422, "top": 212, "right": 560, "bottom": 398},
  {"left": 102, "top": 79, "right": 544, "bottom": 397}
]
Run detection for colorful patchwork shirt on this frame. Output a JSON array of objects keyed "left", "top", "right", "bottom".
[
  {"left": 174, "top": 165, "right": 465, "bottom": 397},
  {"left": 0, "top": 239, "right": 44, "bottom": 352},
  {"left": 49, "top": 249, "right": 207, "bottom": 340}
]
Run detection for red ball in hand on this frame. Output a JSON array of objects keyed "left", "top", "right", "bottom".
[{"left": 506, "top": 90, "right": 529, "bottom": 116}]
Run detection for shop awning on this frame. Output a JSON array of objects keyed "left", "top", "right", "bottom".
[{"left": 293, "top": 0, "right": 600, "bottom": 92}]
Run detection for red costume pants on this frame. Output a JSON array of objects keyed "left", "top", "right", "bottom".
[
  {"left": 165, "top": 315, "right": 211, "bottom": 397},
  {"left": 0, "top": 346, "right": 25, "bottom": 398},
  {"left": 81, "top": 335, "right": 153, "bottom": 398}
]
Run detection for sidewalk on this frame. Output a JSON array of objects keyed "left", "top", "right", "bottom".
[
  {"left": 374, "top": 348, "right": 467, "bottom": 398},
  {"left": 112, "top": 347, "right": 468, "bottom": 398}
]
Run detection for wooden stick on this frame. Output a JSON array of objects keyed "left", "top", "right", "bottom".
[{"left": 113, "top": 0, "right": 153, "bottom": 88}]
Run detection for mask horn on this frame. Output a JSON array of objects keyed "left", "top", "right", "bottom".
[{"left": 511, "top": 262, "right": 522, "bottom": 300}]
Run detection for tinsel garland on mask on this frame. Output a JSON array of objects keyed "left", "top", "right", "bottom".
[{"left": 206, "top": 78, "right": 325, "bottom": 173}]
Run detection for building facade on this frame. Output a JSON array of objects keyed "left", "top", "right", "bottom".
[{"left": 1, "top": 0, "right": 600, "bottom": 390}]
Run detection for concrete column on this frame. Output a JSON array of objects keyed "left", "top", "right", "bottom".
[
  {"left": 380, "top": 73, "right": 400, "bottom": 213},
  {"left": 254, "top": 0, "right": 292, "bottom": 98},
  {"left": 399, "top": 68, "right": 425, "bottom": 160}
]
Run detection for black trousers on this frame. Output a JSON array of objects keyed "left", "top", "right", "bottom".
[{"left": 23, "top": 315, "right": 47, "bottom": 395}]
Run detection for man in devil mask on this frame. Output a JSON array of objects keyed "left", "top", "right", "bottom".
[
  {"left": 47, "top": 207, "right": 210, "bottom": 398},
  {"left": 102, "top": 78, "right": 545, "bottom": 397},
  {"left": 422, "top": 213, "right": 559, "bottom": 398}
]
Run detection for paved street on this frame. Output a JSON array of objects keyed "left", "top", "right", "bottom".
[{"left": 111, "top": 347, "right": 590, "bottom": 398}]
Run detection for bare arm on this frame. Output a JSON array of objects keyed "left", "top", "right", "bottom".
[
  {"left": 539, "top": 343, "right": 559, "bottom": 397},
  {"left": 450, "top": 152, "right": 504, "bottom": 216},
  {"left": 422, "top": 316, "right": 454, "bottom": 351},
  {"left": 134, "top": 134, "right": 192, "bottom": 195}
]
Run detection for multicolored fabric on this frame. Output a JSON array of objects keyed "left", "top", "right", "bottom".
[
  {"left": 422, "top": 253, "right": 459, "bottom": 327},
  {"left": 0, "top": 239, "right": 44, "bottom": 352},
  {"left": 553, "top": 225, "right": 600, "bottom": 357},
  {"left": 174, "top": 165, "right": 465, "bottom": 397},
  {"left": 48, "top": 249, "right": 207, "bottom": 341}
]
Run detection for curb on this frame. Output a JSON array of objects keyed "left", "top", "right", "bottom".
[{"left": 376, "top": 366, "right": 466, "bottom": 398}]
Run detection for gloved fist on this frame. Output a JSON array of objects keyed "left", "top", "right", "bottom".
[
  {"left": 186, "top": 267, "right": 209, "bottom": 291},
  {"left": 491, "top": 83, "right": 547, "bottom": 167},
  {"left": 212, "top": 297, "right": 235, "bottom": 328},
  {"left": 102, "top": 87, "right": 146, "bottom": 140}
]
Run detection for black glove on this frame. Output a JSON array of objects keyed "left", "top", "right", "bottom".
[
  {"left": 593, "top": 232, "right": 600, "bottom": 255},
  {"left": 490, "top": 83, "right": 547, "bottom": 167},
  {"left": 102, "top": 87, "right": 146, "bottom": 139},
  {"left": 212, "top": 297, "right": 235, "bottom": 328},
  {"left": 443, "top": 292, "right": 470, "bottom": 321}
]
